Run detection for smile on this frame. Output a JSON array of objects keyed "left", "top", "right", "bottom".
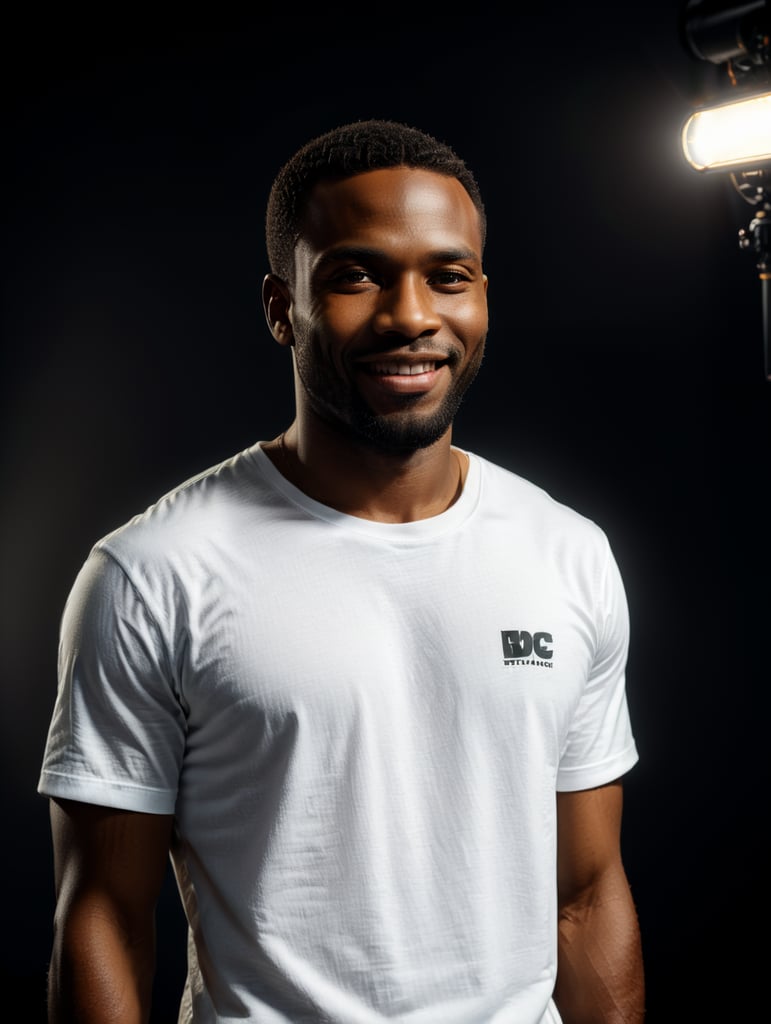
[{"left": 370, "top": 361, "right": 438, "bottom": 376}]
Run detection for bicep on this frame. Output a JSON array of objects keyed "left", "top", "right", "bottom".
[
  {"left": 554, "top": 783, "right": 645, "bottom": 1021},
  {"left": 556, "top": 781, "right": 625, "bottom": 907},
  {"left": 51, "top": 798, "right": 173, "bottom": 923},
  {"left": 48, "top": 800, "right": 174, "bottom": 1021}
]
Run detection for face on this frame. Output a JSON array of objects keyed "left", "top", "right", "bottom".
[{"left": 269, "top": 167, "right": 488, "bottom": 454}]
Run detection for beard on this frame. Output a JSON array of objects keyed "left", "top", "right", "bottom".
[{"left": 293, "top": 338, "right": 486, "bottom": 455}]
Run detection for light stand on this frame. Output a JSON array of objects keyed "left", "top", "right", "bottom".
[
  {"left": 736, "top": 171, "right": 771, "bottom": 378},
  {"left": 680, "top": 0, "right": 771, "bottom": 379}
]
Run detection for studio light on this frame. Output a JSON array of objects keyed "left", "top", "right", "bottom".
[
  {"left": 682, "top": 90, "right": 771, "bottom": 170},
  {"left": 680, "top": 0, "right": 771, "bottom": 379}
]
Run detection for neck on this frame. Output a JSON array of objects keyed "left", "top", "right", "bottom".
[{"left": 263, "top": 411, "right": 467, "bottom": 524}]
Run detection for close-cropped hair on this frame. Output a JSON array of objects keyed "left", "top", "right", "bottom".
[{"left": 265, "top": 119, "right": 487, "bottom": 284}]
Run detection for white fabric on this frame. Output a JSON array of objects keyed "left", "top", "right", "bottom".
[{"left": 39, "top": 443, "right": 638, "bottom": 1023}]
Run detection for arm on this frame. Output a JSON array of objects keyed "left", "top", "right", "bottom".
[
  {"left": 47, "top": 798, "right": 174, "bottom": 1024},
  {"left": 553, "top": 781, "right": 645, "bottom": 1024}
]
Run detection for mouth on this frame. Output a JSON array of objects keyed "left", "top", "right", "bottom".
[
  {"left": 367, "top": 360, "right": 443, "bottom": 376},
  {"left": 354, "top": 355, "right": 451, "bottom": 398}
]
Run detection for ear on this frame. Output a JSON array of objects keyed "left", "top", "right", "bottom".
[{"left": 262, "top": 274, "right": 295, "bottom": 347}]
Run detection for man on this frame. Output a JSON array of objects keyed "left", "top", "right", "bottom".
[{"left": 39, "top": 119, "right": 645, "bottom": 1023}]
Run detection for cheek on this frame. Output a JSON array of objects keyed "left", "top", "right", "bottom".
[
  {"left": 449, "top": 301, "right": 488, "bottom": 350},
  {"left": 312, "top": 298, "right": 373, "bottom": 358}
]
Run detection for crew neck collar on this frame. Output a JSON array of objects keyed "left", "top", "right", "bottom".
[{"left": 249, "top": 442, "right": 481, "bottom": 542}]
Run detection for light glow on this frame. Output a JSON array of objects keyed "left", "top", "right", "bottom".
[{"left": 682, "top": 91, "right": 771, "bottom": 171}]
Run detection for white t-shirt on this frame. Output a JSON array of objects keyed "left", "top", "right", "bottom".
[{"left": 39, "top": 443, "right": 638, "bottom": 1024}]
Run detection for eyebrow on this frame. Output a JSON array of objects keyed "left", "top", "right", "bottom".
[{"left": 315, "top": 245, "right": 482, "bottom": 269}]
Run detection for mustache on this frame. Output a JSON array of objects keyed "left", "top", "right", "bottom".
[{"left": 352, "top": 341, "right": 462, "bottom": 364}]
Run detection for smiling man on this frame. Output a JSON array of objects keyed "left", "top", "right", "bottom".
[
  {"left": 261, "top": 163, "right": 489, "bottom": 519},
  {"left": 39, "top": 120, "right": 645, "bottom": 1023}
]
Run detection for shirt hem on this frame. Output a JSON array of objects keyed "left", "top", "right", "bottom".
[
  {"left": 555, "top": 742, "right": 639, "bottom": 793},
  {"left": 37, "top": 770, "right": 176, "bottom": 814}
]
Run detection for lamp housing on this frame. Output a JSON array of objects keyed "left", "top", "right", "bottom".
[
  {"left": 681, "top": 0, "right": 769, "bottom": 69},
  {"left": 681, "top": 89, "right": 771, "bottom": 171}
]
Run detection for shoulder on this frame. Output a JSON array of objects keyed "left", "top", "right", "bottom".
[
  {"left": 466, "top": 451, "right": 623, "bottom": 610},
  {"left": 94, "top": 443, "right": 272, "bottom": 569},
  {"left": 471, "top": 452, "right": 610, "bottom": 549}
]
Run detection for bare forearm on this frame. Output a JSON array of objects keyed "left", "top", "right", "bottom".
[
  {"left": 554, "top": 885, "right": 645, "bottom": 1024},
  {"left": 48, "top": 901, "right": 155, "bottom": 1024}
]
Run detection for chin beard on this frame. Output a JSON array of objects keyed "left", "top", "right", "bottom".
[
  {"left": 345, "top": 392, "right": 464, "bottom": 453},
  {"left": 294, "top": 339, "right": 485, "bottom": 455},
  {"left": 301, "top": 361, "right": 484, "bottom": 455}
]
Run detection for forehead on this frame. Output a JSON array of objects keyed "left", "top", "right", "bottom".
[{"left": 298, "top": 167, "right": 483, "bottom": 256}]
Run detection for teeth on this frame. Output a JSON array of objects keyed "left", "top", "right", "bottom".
[{"left": 373, "top": 361, "right": 435, "bottom": 375}]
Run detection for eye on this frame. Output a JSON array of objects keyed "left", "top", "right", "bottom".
[
  {"left": 431, "top": 269, "right": 472, "bottom": 288},
  {"left": 329, "top": 268, "right": 377, "bottom": 291}
]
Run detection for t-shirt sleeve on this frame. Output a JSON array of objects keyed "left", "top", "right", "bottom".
[
  {"left": 37, "top": 545, "right": 186, "bottom": 813},
  {"left": 556, "top": 535, "right": 639, "bottom": 792}
]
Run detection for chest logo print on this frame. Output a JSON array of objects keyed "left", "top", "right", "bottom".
[{"left": 501, "top": 630, "right": 554, "bottom": 668}]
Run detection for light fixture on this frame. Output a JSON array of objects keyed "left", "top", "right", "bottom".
[
  {"left": 680, "top": 0, "right": 771, "bottom": 379},
  {"left": 682, "top": 90, "right": 771, "bottom": 171}
]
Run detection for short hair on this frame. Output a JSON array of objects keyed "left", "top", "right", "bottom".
[{"left": 265, "top": 119, "right": 487, "bottom": 283}]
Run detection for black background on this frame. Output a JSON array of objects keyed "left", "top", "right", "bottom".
[{"left": 3, "top": 4, "right": 769, "bottom": 1021}]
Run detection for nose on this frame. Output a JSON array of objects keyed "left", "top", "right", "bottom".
[{"left": 372, "top": 275, "right": 442, "bottom": 339}]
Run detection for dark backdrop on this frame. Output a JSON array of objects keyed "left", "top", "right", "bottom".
[{"left": 3, "top": 5, "right": 769, "bottom": 1021}]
